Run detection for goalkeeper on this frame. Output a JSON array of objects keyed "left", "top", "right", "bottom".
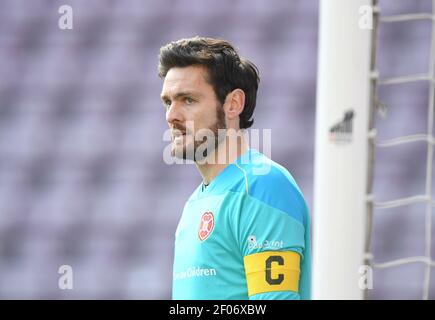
[{"left": 158, "top": 37, "right": 311, "bottom": 300}]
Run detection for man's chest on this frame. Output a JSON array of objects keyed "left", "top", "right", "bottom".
[{"left": 174, "top": 194, "right": 240, "bottom": 264}]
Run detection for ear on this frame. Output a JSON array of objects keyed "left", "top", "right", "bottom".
[{"left": 223, "top": 88, "right": 245, "bottom": 121}]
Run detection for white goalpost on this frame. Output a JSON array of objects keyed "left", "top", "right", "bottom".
[
  {"left": 313, "top": 0, "right": 373, "bottom": 299},
  {"left": 314, "top": 0, "right": 435, "bottom": 300}
]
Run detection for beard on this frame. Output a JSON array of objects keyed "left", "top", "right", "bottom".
[{"left": 171, "top": 103, "right": 227, "bottom": 161}]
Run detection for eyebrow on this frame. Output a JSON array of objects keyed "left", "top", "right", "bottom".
[{"left": 160, "top": 91, "right": 202, "bottom": 102}]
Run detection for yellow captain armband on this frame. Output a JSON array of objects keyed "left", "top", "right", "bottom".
[{"left": 243, "top": 251, "right": 301, "bottom": 297}]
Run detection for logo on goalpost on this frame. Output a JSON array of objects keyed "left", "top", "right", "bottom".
[{"left": 329, "top": 110, "right": 354, "bottom": 144}]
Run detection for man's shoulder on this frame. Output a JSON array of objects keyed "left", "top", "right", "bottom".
[
  {"left": 237, "top": 150, "right": 308, "bottom": 224},
  {"left": 237, "top": 150, "right": 303, "bottom": 196}
]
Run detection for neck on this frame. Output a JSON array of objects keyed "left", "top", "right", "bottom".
[{"left": 195, "top": 134, "right": 248, "bottom": 185}]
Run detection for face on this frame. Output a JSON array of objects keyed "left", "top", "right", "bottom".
[{"left": 161, "top": 65, "right": 226, "bottom": 161}]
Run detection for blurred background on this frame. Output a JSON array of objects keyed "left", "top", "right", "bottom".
[{"left": 0, "top": 0, "right": 433, "bottom": 299}]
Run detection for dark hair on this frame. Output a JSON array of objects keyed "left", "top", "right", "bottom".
[{"left": 158, "top": 37, "right": 260, "bottom": 129}]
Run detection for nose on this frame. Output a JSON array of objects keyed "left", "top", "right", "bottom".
[{"left": 166, "top": 102, "right": 184, "bottom": 126}]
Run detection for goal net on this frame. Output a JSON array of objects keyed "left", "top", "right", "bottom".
[{"left": 313, "top": 0, "right": 435, "bottom": 299}]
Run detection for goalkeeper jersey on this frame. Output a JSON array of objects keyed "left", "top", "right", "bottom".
[{"left": 172, "top": 148, "right": 311, "bottom": 300}]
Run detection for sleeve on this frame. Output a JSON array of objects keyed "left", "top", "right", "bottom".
[{"left": 232, "top": 177, "right": 310, "bottom": 300}]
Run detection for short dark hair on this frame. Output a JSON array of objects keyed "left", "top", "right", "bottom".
[{"left": 158, "top": 37, "right": 260, "bottom": 129}]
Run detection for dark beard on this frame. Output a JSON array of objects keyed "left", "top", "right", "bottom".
[
  {"left": 174, "top": 103, "right": 227, "bottom": 161},
  {"left": 193, "top": 104, "right": 227, "bottom": 161}
]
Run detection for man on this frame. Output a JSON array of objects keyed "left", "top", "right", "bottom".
[{"left": 158, "top": 37, "right": 311, "bottom": 300}]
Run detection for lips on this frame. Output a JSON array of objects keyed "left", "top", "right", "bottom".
[{"left": 173, "top": 132, "right": 186, "bottom": 144}]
